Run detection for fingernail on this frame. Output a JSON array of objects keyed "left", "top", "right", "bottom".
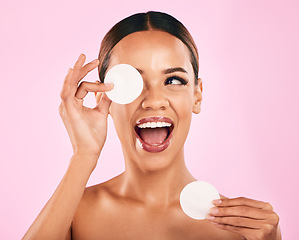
[
  {"left": 91, "top": 59, "right": 99, "bottom": 63},
  {"left": 105, "top": 83, "right": 114, "bottom": 87},
  {"left": 209, "top": 207, "right": 218, "bottom": 215},
  {"left": 213, "top": 199, "right": 222, "bottom": 205},
  {"left": 212, "top": 222, "right": 220, "bottom": 226},
  {"left": 79, "top": 53, "right": 84, "bottom": 59},
  {"left": 206, "top": 214, "right": 215, "bottom": 220}
]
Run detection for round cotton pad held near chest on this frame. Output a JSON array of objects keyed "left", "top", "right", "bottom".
[
  {"left": 104, "top": 64, "right": 143, "bottom": 104},
  {"left": 180, "top": 181, "right": 220, "bottom": 220}
]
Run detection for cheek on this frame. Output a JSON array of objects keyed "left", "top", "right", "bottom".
[
  {"left": 170, "top": 91, "right": 194, "bottom": 139},
  {"left": 171, "top": 90, "right": 194, "bottom": 115}
]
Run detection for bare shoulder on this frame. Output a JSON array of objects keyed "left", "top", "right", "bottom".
[
  {"left": 79, "top": 173, "right": 123, "bottom": 206},
  {"left": 72, "top": 182, "right": 243, "bottom": 240},
  {"left": 73, "top": 173, "right": 124, "bottom": 224},
  {"left": 71, "top": 174, "right": 125, "bottom": 239}
]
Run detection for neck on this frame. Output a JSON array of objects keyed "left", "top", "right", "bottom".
[{"left": 119, "top": 149, "right": 196, "bottom": 208}]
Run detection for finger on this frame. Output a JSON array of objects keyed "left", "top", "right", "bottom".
[
  {"left": 268, "top": 212, "right": 280, "bottom": 226},
  {"left": 212, "top": 223, "right": 260, "bottom": 238},
  {"left": 75, "top": 81, "right": 114, "bottom": 99},
  {"left": 60, "top": 54, "right": 86, "bottom": 99},
  {"left": 207, "top": 215, "right": 263, "bottom": 229},
  {"left": 60, "top": 55, "right": 99, "bottom": 101},
  {"left": 78, "top": 59, "right": 100, "bottom": 82},
  {"left": 213, "top": 197, "right": 273, "bottom": 210},
  {"left": 60, "top": 68, "right": 74, "bottom": 101},
  {"left": 209, "top": 206, "right": 271, "bottom": 220},
  {"left": 94, "top": 93, "right": 112, "bottom": 116},
  {"left": 71, "top": 53, "right": 87, "bottom": 84}
]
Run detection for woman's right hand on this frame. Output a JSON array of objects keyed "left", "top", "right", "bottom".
[{"left": 59, "top": 53, "right": 113, "bottom": 166}]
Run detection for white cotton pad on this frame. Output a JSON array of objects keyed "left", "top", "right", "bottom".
[
  {"left": 180, "top": 181, "right": 220, "bottom": 220},
  {"left": 104, "top": 64, "right": 143, "bottom": 104}
]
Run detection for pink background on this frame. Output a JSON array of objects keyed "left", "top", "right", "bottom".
[{"left": 0, "top": 0, "right": 298, "bottom": 239}]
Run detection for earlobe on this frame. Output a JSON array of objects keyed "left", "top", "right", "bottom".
[
  {"left": 192, "top": 100, "right": 201, "bottom": 114},
  {"left": 192, "top": 79, "right": 203, "bottom": 114}
]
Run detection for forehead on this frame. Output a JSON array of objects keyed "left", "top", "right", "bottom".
[{"left": 109, "top": 30, "right": 192, "bottom": 73}]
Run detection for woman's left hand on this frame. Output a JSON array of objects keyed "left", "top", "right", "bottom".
[{"left": 207, "top": 197, "right": 281, "bottom": 240}]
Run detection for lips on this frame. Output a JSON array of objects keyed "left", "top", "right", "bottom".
[{"left": 134, "top": 116, "right": 174, "bottom": 153}]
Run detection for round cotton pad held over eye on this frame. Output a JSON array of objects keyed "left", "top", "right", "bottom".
[
  {"left": 180, "top": 181, "right": 220, "bottom": 220},
  {"left": 104, "top": 64, "right": 143, "bottom": 104}
]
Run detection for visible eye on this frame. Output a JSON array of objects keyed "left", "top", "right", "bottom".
[{"left": 165, "top": 76, "right": 188, "bottom": 85}]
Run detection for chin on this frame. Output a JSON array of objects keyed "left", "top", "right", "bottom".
[{"left": 131, "top": 141, "right": 183, "bottom": 173}]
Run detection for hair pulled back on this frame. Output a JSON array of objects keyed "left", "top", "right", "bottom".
[{"left": 98, "top": 11, "right": 199, "bottom": 85}]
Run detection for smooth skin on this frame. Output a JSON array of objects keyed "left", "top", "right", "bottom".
[{"left": 22, "top": 31, "right": 281, "bottom": 240}]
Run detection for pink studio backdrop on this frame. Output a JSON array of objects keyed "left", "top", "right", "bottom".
[{"left": 0, "top": 0, "right": 298, "bottom": 239}]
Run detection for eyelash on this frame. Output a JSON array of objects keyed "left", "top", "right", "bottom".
[{"left": 164, "top": 76, "right": 188, "bottom": 85}]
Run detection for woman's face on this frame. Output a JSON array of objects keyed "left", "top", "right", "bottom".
[{"left": 98, "top": 30, "right": 202, "bottom": 172}]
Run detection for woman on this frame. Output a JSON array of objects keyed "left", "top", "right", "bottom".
[{"left": 23, "top": 11, "right": 281, "bottom": 240}]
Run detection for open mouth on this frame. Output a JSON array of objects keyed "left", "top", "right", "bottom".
[{"left": 134, "top": 116, "right": 174, "bottom": 153}]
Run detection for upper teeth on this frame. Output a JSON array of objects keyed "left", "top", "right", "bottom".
[{"left": 137, "top": 122, "right": 172, "bottom": 128}]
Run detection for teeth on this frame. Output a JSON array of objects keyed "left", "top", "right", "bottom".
[{"left": 137, "top": 122, "right": 172, "bottom": 128}]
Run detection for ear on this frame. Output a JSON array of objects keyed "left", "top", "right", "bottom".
[
  {"left": 192, "top": 78, "right": 203, "bottom": 114},
  {"left": 94, "top": 92, "right": 101, "bottom": 104},
  {"left": 95, "top": 91, "right": 102, "bottom": 104},
  {"left": 94, "top": 81, "right": 102, "bottom": 104},
  {"left": 94, "top": 91, "right": 112, "bottom": 114}
]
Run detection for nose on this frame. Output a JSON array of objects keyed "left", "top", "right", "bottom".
[{"left": 141, "top": 87, "right": 169, "bottom": 110}]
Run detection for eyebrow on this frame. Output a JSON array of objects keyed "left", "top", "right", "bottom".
[
  {"left": 136, "top": 67, "right": 188, "bottom": 75},
  {"left": 163, "top": 67, "right": 188, "bottom": 75}
]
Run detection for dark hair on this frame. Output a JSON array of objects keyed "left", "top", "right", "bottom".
[{"left": 98, "top": 11, "right": 199, "bottom": 85}]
